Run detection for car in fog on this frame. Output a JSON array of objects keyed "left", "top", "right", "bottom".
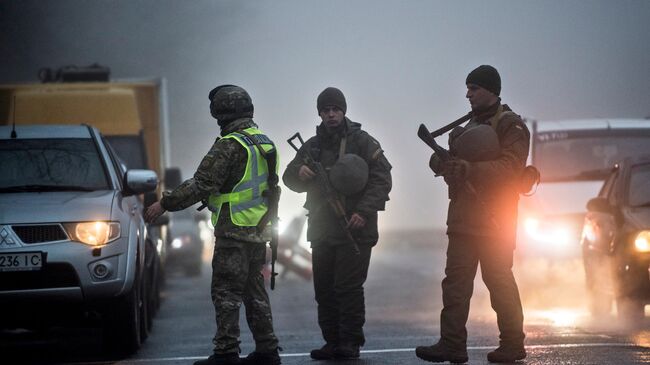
[
  {"left": 167, "top": 208, "right": 205, "bottom": 276},
  {"left": 580, "top": 155, "right": 650, "bottom": 320},
  {"left": 0, "top": 125, "right": 161, "bottom": 355},
  {"left": 517, "top": 119, "right": 650, "bottom": 260}
]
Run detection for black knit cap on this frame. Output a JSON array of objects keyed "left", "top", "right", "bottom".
[
  {"left": 466, "top": 65, "right": 501, "bottom": 96},
  {"left": 317, "top": 87, "right": 347, "bottom": 114}
]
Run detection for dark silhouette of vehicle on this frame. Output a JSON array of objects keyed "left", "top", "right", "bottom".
[
  {"left": 581, "top": 155, "right": 650, "bottom": 321},
  {"left": 167, "top": 208, "right": 205, "bottom": 277}
]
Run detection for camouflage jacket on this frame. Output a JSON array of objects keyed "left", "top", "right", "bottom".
[
  {"left": 283, "top": 118, "right": 392, "bottom": 246},
  {"left": 160, "top": 118, "right": 271, "bottom": 244},
  {"left": 445, "top": 103, "right": 530, "bottom": 245}
]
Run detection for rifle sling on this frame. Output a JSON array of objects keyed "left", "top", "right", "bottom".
[{"left": 430, "top": 112, "right": 473, "bottom": 138}]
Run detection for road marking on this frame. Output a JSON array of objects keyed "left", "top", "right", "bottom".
[{"left": 72, "top": 342, "right": 646, "bottom": 364}]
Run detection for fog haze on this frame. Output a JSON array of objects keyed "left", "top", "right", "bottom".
[{"left": 1, "top": 0, "right": 649, "bottom": 231}]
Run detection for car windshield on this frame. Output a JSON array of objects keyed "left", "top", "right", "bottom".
[
  {"left": 534, "top": 130, "right": 650, "bottom": 182},
  {"left": 628, "top": 163, "right": 650, "bottom": 207},
  {"left": 0, "top": 138, "right": 110, "bottom": 192}
]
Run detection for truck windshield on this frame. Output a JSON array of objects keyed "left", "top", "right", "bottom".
[
  {"left": 0, "top": 138, "right": 110, "bottom": 192},
  {"left": 534, "top": 131, "right": 650, "bottom": 182},
  {"left": 628, "top": 163, "right": 650, "bottom": 207}
]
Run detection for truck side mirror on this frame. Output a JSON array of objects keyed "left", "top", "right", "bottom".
[
  {"left": 586, "top": 197, "right": 612, "bottom": 213},
  {"left": 124, "top": 169, "right": 158, "bottom": 196}
]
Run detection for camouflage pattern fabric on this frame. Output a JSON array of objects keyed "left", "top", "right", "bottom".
[
  {"left": 160, "top": 118, "right": 269, "bottom": 243},
  {"left": 210, "top": 85, "right": 254, "bottom": 121},
  {"left": 211, "top": 237, "right": 278, "bottom": 354}
]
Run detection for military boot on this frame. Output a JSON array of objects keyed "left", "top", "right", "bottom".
[
  {"left": 487, "top": 344, "right": 526, "bottom": 363},
  {"left": 193, "top": 352, "right": 240, "bottom": 365},
  {"left": 240, "top": 349, "right": 281, "bottom": 365},
  {"left": 415, "top": 342, "right": 468, "bottom": 363},
  {"left": 333, "top": 343, "right": 360, "bottom": 359},
  {"left": 310, "top": 343, "right": 337, "bottom": 360}
]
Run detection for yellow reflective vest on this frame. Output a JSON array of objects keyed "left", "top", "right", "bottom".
[{"left": 208, "top": 127, "right": 278, "bottom": 227}]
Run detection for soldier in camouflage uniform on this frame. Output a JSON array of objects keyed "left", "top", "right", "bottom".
[
  {"left": 283, "top": 87, "right": 392, "bottom": 360},
  {"left": 145, "top": 85, "right": 281, "bottom": 365}
]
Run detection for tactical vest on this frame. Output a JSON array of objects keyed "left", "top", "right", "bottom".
[{"left": 208, "top": 127, "right": 278, "bottom": 227}]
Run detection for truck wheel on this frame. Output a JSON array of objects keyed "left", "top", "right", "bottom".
[{"left": 103, "top": 282, "right": 142, "bottom": 356}]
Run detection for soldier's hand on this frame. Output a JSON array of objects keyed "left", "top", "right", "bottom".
[
  {"left": 144, "top": 201, "right": 166, "bottom": 223},
  {"left": 442, "top": 158, "right": 470, "bottom": 180},
  {"left": 347, "top": 213, "right": 366, "bottom": 229},
  {"left": 429, "top": 153, "right": 444, "bottom": 176},
  {"left": 298, "top": 165, "right": 316, "bottom": 181}
]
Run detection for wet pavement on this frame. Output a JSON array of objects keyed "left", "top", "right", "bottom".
[{"left": 2, "top": 229, "right": 649, "bottom": 364}]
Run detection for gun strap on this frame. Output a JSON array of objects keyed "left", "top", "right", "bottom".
[{"left": 430, "top": 112, "right": 473, "bottom": 138}]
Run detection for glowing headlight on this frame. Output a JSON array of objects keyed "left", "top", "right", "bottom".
[
  {"left": 171, "top": 238, "right": 183, "bottom": 249},
  {"left": 634, "top": 231, "right": 650, "bottom": 253},
  {"left": 523, "top": 217, "right": 571, "bottom": 247},
  {"left": 64, "top": 222, "right": 120, "bottom": 246}
]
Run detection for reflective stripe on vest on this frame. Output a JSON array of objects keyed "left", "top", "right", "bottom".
[{"left": 208, "top": 128, "right": 277, "bottom": 227}]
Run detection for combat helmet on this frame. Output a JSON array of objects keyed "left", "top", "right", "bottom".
[
  {"left": 209, "top": 84, "right": 254, "bottom": 122},
  {"left": 450, "top": 124, "right": 500, "bottom": 162},
  {"left": 329, "top": 154, "right": 369, "bottom": 196}
]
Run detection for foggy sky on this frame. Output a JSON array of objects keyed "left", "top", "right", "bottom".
[{"left": 1, "top": 0, "right": 649, "bottom": 231}]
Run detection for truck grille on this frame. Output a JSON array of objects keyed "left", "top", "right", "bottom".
[
  {"left": 12, "top": 225, "right": 67, "bottom": 244},
  {"left": 0, "top": 263, "right": 80, "bottom": 290}
]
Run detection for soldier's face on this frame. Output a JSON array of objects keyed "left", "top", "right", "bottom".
[
  {"left": 319, "top": 106, "right": 345, "bottom": 128},
  {"left": 466, "top": 83, "right": 497, "bottom": 111}
]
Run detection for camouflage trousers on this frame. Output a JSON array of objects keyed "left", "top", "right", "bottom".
[{"left": 211, "top": 236, "right": 279, "bottom": 354}]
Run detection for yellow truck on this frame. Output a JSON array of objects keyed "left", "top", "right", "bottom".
[{"left": 0, "top": 68, "right": 175, "bottom": 192}]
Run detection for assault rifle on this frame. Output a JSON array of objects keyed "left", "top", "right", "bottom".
[
  {"left": 417, "top": 123, "right": 499, "bottom": 229},
  {"left": 287, "top": 132, "right": 360, "bottom": 255}
]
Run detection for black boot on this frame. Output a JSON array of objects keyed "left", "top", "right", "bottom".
[
  {"left": 415, "top": 342, "right": 468, "bottom": 363},
  {"left": 310, "top": 343, "right": 337, "bottom": 360},
  {"left": 333, "top": 343, "right": 360, "bottom": 359},
  {"left": 487, "top": 344, "right": 526, "bottom": 363},
  {"left": 240, "top": 349, "right": 281, "bottom": 365},
  {"left": 193, "top": 352, "right": 240, "bottom": 365}
]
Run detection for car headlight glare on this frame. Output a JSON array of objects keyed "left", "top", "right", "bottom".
[
  {"left": 64, "top": 222, "right": 120, "bottom": 246},
  {"left": 634, "top": 231, "right": 650, "bottom": 253},
  {"left": 171, "top": 238, "right": 183, "bottom": 249},
  {"left": 524, "top": 217, "right": 571, "bottom": 247}
]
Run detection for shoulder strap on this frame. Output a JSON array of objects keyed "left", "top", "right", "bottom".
[{"left": 489, "top": 105, "right": 516, "bottom": 132}]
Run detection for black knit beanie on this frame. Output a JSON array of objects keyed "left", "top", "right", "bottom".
[
  {"left": 466, "top": 65, "right": 501, "bottom": 96},
  {"left": 317, "top": 87, "right": 347, "bottom": 114}
]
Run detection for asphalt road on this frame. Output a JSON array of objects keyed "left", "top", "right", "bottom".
[{"left": 2, "top": 229, "right": 649, "bottom": 364}]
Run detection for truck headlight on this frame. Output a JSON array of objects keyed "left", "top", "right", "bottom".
[
  {"left": 634, "top": 231, "right": 650, "bottom": 253},
  {"left": 64, "top": 222, "right": 120, "bottom": 246}
]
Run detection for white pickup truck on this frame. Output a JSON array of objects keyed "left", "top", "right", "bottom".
[{"left": 0, "top": 124, "right": 160, "bottom": 355}]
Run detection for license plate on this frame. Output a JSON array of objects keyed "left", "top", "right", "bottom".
[{"left": 0, "top": 252, "right": 43, "bottom": 272}]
